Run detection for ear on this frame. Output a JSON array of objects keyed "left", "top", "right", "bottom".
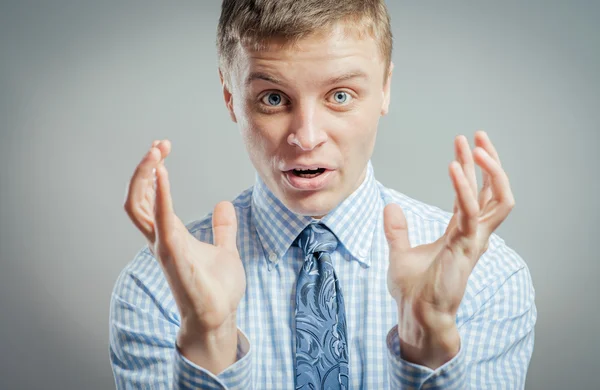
[
  {"left": 381, "top": 61, "right": 394, "bottom": 116},
  {"left": 219, "top": 69, "right": 237, "bottom": 123}
]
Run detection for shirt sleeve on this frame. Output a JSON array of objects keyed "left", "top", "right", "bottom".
[
  {"left": 386, "top": 264, "right": 537, "bottom": 389},
  {"left": 173, "top": 330, "right": 252, "bottom": 389},
  {"left": 108, "top": 250, "right": 253, "bottom": 390}
]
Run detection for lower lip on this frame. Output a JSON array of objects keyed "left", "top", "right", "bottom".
[{"left": 283, "top": 170, "right": 335, "bottom": 191}]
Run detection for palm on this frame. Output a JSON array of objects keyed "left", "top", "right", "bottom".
[
  {"left": 384, "top": 132, "right": 515, "bottom": 339},
  {"left": 155, "top": 221, "right": 246, "bottom": 331},
  {"left": 387, "top": 223, "right": 479, "bottom": 333},
  {"left": 125, "top": 140, "right": 246, "bottom": 334}
]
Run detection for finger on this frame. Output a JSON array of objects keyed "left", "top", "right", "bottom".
[
  {"left": 474, "top": 131, "right": 500, "bottom": 207},
  {"left": 449, "top": 161, "right": 479, "bottom": 236},
  {"left": 478, "top": 180, "right": 493, "bottom": 210},
  {"left": 474, "top": 130, "right": 501, "bottom": 165},
  {"left": 124, "top": 147, "right": 161, "bottom": 236},
  {"left": 473, "top": 147, "right": 515, "bottom": 230},
  {"left": 455, "top": 135, "right": 477, "bottom": 197},
  {"left": 473, "top": 147, "right": 513, "bottom": 203},
  {"left": 212, "top": 201, "right": 239, "bottom": 253},
  {"left": 155, "top": 139, "right": 172, "bottom": 162},
  {"left": 154, "top": 163, "right": 176, "bottom": 241},
  {"left": 383, "top": 203, "right": 411, "bottom": 252}
]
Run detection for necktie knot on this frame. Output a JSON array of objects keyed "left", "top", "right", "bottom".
[{"left": 294, "top": 223, "right": 338, "bottom": 257}]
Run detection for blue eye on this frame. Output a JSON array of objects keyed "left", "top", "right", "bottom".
[
  {"left": 263, "top": 92, "right": 283, "bottom": 106},
  {"left": 332, "top": 91, "right": 351, "bottom": 104}
]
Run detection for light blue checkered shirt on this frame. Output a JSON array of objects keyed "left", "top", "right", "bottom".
[{"left": 110, "top": 161, "right": 536, "bottom": 389}]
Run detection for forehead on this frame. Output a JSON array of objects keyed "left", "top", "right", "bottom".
[{"left": 232, "top": 25, "right": 385, "bottom": 88}]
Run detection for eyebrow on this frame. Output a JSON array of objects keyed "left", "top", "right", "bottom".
[
  {"left": 326, "top": 70, "right": 369, "bottom": 85},
  {"left": 245, "top": 72, "right": 284, "bottom": 87},
  {"left": 245, "top": 70, "right": 369, "bottom": 87}
]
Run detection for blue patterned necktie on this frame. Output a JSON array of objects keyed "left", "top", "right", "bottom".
[{"left": 293, "top": 223, "right": 349, "bottom": 390}]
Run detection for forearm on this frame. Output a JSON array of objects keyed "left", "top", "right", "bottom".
[{"left": 176, "top": 315, "right": 239, "bottom": 375}]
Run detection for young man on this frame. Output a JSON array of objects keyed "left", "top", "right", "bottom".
[{"left": 111, "top": 1, "right": 536, "bottom": 389}]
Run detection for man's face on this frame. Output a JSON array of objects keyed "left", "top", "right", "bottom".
[{"left": 222, "top": 23, "right": 393, "bottom": 217}]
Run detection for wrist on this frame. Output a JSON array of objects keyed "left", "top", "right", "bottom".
[
  {"left": 398, "top": 324, "right": 460, "bottom": 370},
  {"left": 177, "top": 314, "right": 238, "bottom": 374}
]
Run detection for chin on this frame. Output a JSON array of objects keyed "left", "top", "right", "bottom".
[{"left": 280, "top": 189, "right": 340, "bottom": 218}]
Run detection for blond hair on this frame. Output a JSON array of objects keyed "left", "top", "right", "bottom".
[{"left": 217, "top": 0, "right": 393, "bottom": 87}]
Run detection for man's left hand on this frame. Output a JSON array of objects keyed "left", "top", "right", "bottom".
[{"left": 383, "top": 131, "right": 515, "bottom": 369}]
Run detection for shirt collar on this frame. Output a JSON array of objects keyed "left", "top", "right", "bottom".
[{"left": 251, "top": 161, "right": 380, "bottom": 268}]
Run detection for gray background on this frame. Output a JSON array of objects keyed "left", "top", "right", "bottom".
[{"left": 0, "top": 1, "right": 598, "bottom": 389}]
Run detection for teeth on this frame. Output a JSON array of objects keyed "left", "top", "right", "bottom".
[{"left": 291, "top": 168, "right": 324, "bottom": 177}]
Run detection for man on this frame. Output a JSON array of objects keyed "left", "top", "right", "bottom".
[{"left": 110, "top": 1, "right": 536, "bottom": 389}]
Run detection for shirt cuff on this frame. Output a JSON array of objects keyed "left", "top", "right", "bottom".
[
  {"left": 386, "top": 325, "right": 466, "bottom": 390},
  {"left": 173, "top": 328, "right": 252, "bottom": 390}
]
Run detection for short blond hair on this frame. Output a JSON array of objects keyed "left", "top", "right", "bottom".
[{"left": 217, "top": 0, "right": 393, "bottom": 87}]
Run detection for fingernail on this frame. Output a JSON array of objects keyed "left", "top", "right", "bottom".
[{"left": 147, "top": 147, "right": 156, "bottom": 159}]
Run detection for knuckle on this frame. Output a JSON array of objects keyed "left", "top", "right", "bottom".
[
  {"left": 507, "top": 200, "right": 516, "bottom": 211},
  {"left": 123, "top": 199, "right": 133, "bottom": 214},
  {"left": 464, "top": 203, "right": 479, "bottom": 218},
  {"left": 504, "top": 196, "right": 515, "bottom": 210},
  {"left": 123, "top": 197, "right": 139, "bottom": 215}
]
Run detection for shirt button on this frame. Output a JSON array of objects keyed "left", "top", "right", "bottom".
[{"left": 269, "top": 253, "right": 278, "bottom": 262}]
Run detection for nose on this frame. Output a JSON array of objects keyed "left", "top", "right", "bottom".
[{"left": 287, "top": 102, "right": 327, "bottom": 151}]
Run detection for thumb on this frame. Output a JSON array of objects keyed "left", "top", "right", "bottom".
[
  {"left": 383, "top": 203, "right": 411, "bottom": 252},
  {"left": 212, "top": 201, "right": 238, "bottom": 253},
  {"left": 154, "top": 163, "right": 176, "bottom": 242}
]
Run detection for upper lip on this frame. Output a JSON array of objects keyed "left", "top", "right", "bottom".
[{"left": 282, "top": 163, "right": 335, "bottom": 171}]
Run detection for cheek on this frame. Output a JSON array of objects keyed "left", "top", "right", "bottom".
[
  {"left": 332, "top": 108, "right": 379, "bottom": 154},
  {"left": 240, "top": 110, "right": 289, "bottom": 160},
  {"left": 356, "top": 101, "right": 382, "bottom": 145}
]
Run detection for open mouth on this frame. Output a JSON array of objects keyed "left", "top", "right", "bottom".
[
  {"left": 291, "top": 168, "right": 327, "bottom": 178},
  {"left": 284, "top": 167, "right": 334, "bottom": 190}
]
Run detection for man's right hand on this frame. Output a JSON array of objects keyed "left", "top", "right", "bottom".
[{"left": 123, "top": 140, "right": 246, "bottom": 374}]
